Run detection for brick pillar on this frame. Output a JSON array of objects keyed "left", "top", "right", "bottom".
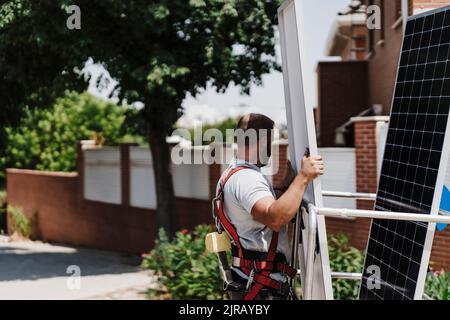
[
  {"left": 76, "top": 141, "right": 84, "bottom": 203},
  {"left": 120, "top": 143, "right": 138, "bottom": 206},
  {"left": 209, "top": 163, "right": 222, "bottom": 201},
  {"left": 271, "top": 140, "right": 289, "bottom": 189},
  {"left": 351, "top": 116, "right": 388, "bottom": 249},
  {"left": 208, "top": 143, "right": 230, "bottom": 201},
  {"left": 354, "top": 118, "right": 379, "bottom": 209}
]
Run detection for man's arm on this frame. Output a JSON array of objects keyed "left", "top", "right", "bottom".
[
  {"left": 274, "top": 160, "right": 296, "bottom": 198},
  {"left": 251, "top": 155, "right": 324, "bottom": 232}
]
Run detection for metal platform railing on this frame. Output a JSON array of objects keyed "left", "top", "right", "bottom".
[{"left": 300, "top": 190, "right": 450, "bottom": 300}]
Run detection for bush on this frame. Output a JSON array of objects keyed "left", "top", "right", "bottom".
[
  {"left": 184, "top": 117, "right": 239, "bottom": 145},
  {"left": 7, "top": 205, "right": 31, "bottom": 238},
  {"left": 0, "top": 191, "right": 6, "bottom": 234},
  {"left": 141, "top": 225, "right": 225, "bottom": 300},
  {"left": 425, "top": 270, "right": 450, "bottom": 300},
  {"left": 1, "top": 91, "right": 140, "bottom": 175},
  {"left": 328, "top": 234, "right": 364, "bottom": 300},
  {"left": 143, "top": 229, "right": 450, "bottom": 300},
  {"left": 142, "top": 229, "right": 366, "bottom": 300}
]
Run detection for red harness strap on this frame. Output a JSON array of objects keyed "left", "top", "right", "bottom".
[
  {"left": 216, "top": 166, "right": 294, "bottom": 300},
  {"left": 233, "top": 258, "right": 297, "bottom": 278}
]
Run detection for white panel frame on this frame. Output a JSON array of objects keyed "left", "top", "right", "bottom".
[
  {"left": 415, "top": 92, "right": 450, "bottom": 298},
  {"left": 278, "top": 0, "right": 333, "bottom": 300}
]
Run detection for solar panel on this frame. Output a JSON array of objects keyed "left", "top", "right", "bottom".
[{"left": 359, "top": 6, "right": 450, "bottom": 300}]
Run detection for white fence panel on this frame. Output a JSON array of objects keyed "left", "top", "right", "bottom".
[
  {"left": 377, "top": 121, "right": 389, "bottom": 180},
  {"left": 130, "top": 147, "right": 157, "bottom": 209},
  {"left": 128, "top": 147, "right": 210, "bottom": 209},
  {"left": 84, "top": 148, "right": 121, "bottom": 204},
  {"left": 172, "top": 148, "right": 210, "bottom": 200},
  {"left": 318, "top": 148, "right": 356, "bottom": 210},
  {"left": 84, "top": 145, "right": 358, "bottom": 210}
]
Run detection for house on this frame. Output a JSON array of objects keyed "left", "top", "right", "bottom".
[
  {"left": 318, "top": 0, "right": 449, "bottom": 148},
  {"left": 315, "top": 0, "right": 450, "bottom": 267}
]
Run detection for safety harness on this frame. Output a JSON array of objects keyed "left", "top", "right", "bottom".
[{"left": 213, "top": 166, "right": 297, "bottom": 300}]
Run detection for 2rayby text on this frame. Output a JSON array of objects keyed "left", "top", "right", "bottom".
[{"left": 179, "top": 304, "right": 271, "bottom": 318}]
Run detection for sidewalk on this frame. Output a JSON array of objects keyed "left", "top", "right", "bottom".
[{"left": 0, "top": 236, "right": 156, "bottom": 300}]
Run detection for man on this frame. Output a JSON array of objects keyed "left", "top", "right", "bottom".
[{"left": 215, "top": 113, "right": 324, "bottom": 300}]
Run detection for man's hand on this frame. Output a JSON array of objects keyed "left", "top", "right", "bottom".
[
  {"left": 300, "top": 155, "right": 324, "bottom": 182},
  {"left": 251, "top": 155, "right": 325, "bottom": 232}
]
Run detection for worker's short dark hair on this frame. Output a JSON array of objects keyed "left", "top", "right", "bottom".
[
  {"left": 236, "top": 113, "right": 274, "bottom": 148},
  {"left": 237, "top": 113, "right": 275, "bottom": 132}
]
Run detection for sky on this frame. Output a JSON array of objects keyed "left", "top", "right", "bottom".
[
  {"left": 87, "top": 0, "right": 351, "bottom": 127},
  {"left": 180, "top": 0, "right": 351, "bottom": 127}
]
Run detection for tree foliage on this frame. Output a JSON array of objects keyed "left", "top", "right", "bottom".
[
  {"left": 0, "top": 0, "right": 282, "bottom": 234},
  {"left": 1, "top": 0, "right": 281, "bottom": 133},
  {"left": 0, "top": 0, "right": 88, "bottom": 126},
  {"left": 1, "top": 92, "right": 134, "bottom": 175},
  {"left": 185, "top": 117, "right": 239, "bottom": 145}
]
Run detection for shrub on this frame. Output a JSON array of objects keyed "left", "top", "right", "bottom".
[
  {"left": 1, "top": 91, "right": 140, "bottom": 175},
  {"left": 141, "top": 225, "right": 225, "bottom": 300},
  {"left": 142, "top": 229, "right": 366, "bottom": 300},
  {"left": 7, "top": 205, "right": 31, "bottom": 238},
  {"left": 0, "top": 191, "right": 6, "bottom": 234},
  {"left": 144, "top": 229, "right": 450, "bottom": 300},
  {"left": 425, "top": 270, "right": 450, "bottom": 300},
  {"left": 184, "top": 117, "right": 239, "bottom": 145},
  {"left": 328, "top": 233, "right": 364, "bottom": 300}
]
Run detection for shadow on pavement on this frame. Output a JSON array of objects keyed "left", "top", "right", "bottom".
[{"left": 0, "top": 242, "right": 142, "bottom": 282}]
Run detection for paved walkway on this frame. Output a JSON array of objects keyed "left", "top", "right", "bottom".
[{"left": 0, "top": 236, "right": 156, "bottom": 300}]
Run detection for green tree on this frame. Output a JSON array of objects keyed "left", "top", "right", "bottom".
[
  {"left": 1, "top": 91, "right": 134, "bottom": 174},
  {"left": 0, "top": 0, "right": 282, "bottom": 236},
  {"left": 0, "top": 0, "right": 88, "bottom": 136},
  {"left": 186, "top": 117, "right": 239, "bottom": 145}
]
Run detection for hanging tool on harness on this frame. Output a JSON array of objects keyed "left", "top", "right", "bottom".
[{"left": 205, "top": 166, "right": 297, "bottom": 300}]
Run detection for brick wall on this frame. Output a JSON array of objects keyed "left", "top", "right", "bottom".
[
  {"left": 354, "top": 118, "right": 378, "bottom": 210},
  {"left": 365, "top": 0, "right": 404, "bottom": 115},
  {"left": 209, "top": 163, "right": 222, "bottom": 200},
  {"left": 317, "top": 61, "right": 369, "bottom": 147},
  {"left": 6, "top": 168, "right": 211, "bottom": 254},
  {"left": 6, "top": 143, "right": 212, "bottom": 254},
  {"left": 271, "top": 140, "right": 289, "bottom": 189},
  {"left": 351, "top": 118, "right": 380, "bottom": 249},
  {"left": 414, "top": 0, "right": 450, "bottom": 12},
  {"left": 361, "top": 0, "right": 449, "bottom": 116}
]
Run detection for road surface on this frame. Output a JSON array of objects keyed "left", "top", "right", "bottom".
[{"left": 0, "top": 236, "right": 156, "bottom": 300}]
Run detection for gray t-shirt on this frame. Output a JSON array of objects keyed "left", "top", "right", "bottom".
[{"left": 218, "top": 158, "right": 291, "bottom": 282}]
